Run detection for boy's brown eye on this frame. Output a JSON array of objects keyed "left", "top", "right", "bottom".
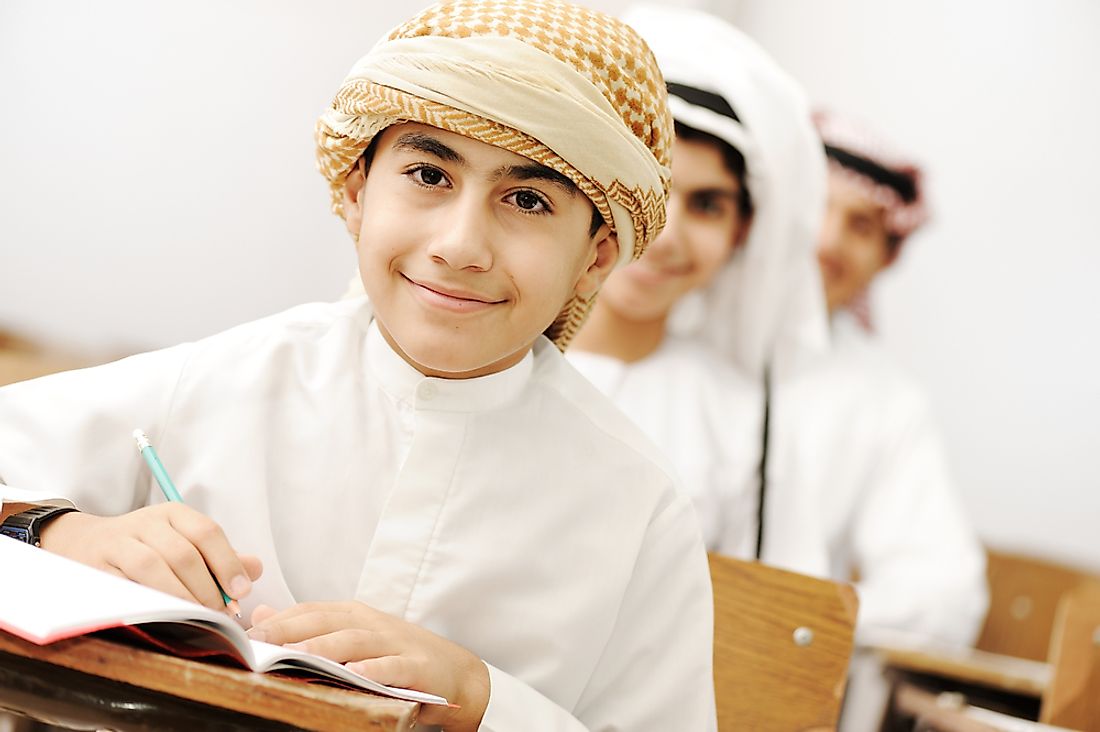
[
  {"left": 514, "top": 191, "right": 543, "bottom": 210},
  {"left": 418, "top": 167, "right": 444, "bottom": 186}
]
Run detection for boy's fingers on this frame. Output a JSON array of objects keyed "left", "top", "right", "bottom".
[
  {"left": 166, "top": 505, "right": 252, "bottom": 600},
  {"left": 139, "top": 529, "right": 224, "bottom": 610},
  {"left": 347, "top": 655, "right": 415, "bottom": 689},
  {"left": 249, "top": 609, "right": 364, "bottom": 646},
  {"left": 108, "top": 540, "right": 196, "bottom": 604},
  {"left": 250, "top": 600, "right": 360, "bottom": 626},
  {"left": 250, "top": 603, "right": 278, "bottom": 627},
  {"left": 286, "top": 629, "right": 393, "bottom": 663},
  {"left": 239, "top": 554, "right": 264, "bottom": 582}
]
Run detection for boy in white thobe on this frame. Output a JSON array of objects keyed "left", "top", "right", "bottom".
[
  {"left": 0, "top": 2, "right": 716, "bottom": 730},
  {"left": 786, "top": 110, "right": 988, "bottom": 730},
  {"left": 793, "top": 109, "right": 988, "bottom": 648},
  {"left": 568, "top": 6, "right": 831, "bottom": 575}
]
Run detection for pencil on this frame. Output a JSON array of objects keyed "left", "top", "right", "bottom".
[{"left": 132, "top": 429, "right": 242, "bottom": 618}]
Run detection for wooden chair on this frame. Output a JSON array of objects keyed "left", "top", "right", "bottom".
[
  {"left": 1040, "top": 581, "right": 1100, "bottom": 730},
  {"left": 978, "top": 549, "right": 1100, "bottom": 662},
  {"left": 0, "top": 330, "right": 93, "bottom": 387},
  {"left": 708, "top": 553, "right": 859, "bottom": 732}
]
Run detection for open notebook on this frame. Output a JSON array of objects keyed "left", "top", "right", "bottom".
[{"left": 0, "top": 538, "right": 445, "bottom": 706}]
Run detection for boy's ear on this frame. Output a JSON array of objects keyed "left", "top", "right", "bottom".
[
  {"left": 342, "top": 161, "right": 367, "bottom": 238},
  {"left": 574, "top": 226, "right": 620, "bottom": 299}
]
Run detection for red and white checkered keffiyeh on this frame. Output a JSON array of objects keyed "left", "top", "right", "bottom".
[{"left": 814, "top": 110, "right": 929, "bottom": 243}]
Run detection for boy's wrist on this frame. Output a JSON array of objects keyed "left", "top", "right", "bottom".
[
  {"left": 38, "top": 510, "right": 93, "bottom": 553},
  {"left": 0, "top": 505, "right": 79, "bottom": 547},
  {"left": 451, "top": 658, "right": 491, "bottom": 732}
]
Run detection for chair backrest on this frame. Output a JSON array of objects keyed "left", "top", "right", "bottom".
[
  {"left": 978, "top": 549, "right": 1099, "bottom": 662},
  {"left": 709, "top": 553, "right": 858, "bottom": 732},
  {"left": 0, "top": 330, "right": 93, "bottom": 387},
  {"left": 1041, "top": 581, "right": 1100, "bottom": 731}
]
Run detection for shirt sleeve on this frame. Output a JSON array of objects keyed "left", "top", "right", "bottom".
[
  {"left": 479, "top": 663, "right": 590, "bottom": 732},
  {"left": 848, "top": 388, "right": 989, "bottom": 647},
  {"left": 0, "top": 343, "right": 194, "bottom": 514}
]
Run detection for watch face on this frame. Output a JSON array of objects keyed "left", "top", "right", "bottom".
[{"left": 0, "top": 526, "right": 33, "bottom": 544}]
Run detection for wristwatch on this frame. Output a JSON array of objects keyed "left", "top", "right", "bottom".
[{"left": 0, "top": 505, "right": 79, "bottom": 547}]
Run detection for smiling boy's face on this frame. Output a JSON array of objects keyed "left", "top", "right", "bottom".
[{"left": 343, "top": 123, "right": 618, "bottom": 378}]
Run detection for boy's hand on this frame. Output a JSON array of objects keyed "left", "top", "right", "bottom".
[
  {"left": 39, "top": 504, "right": 262, "bottom": 612},
  {"left": 247, "top": 601, "right": 490, "bottom": 731}
]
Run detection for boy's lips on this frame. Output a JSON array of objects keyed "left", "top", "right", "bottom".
[
  {"left": 623, "top": 262, "right": 683, "bottom": 287},
  {"left": 816, "top": 252, "right": 844, "bottom": 282},
  {"left": 403, "top": 274, "right": 505, "bottom": 312}
]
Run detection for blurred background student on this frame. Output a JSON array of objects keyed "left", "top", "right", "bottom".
[
  {"left": 788, "top": 110, "right": 989, "bottom": 649},
  {"left": 567, "top": 4, "right": 830, "bottom": 574},
  {"left": 777, "top": 111, "right": 989, "bottom": 728}
]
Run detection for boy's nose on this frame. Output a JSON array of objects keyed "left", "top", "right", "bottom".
[
  {"left": 816, "top": 209, "right": 843, "bottom": 255},
  {"left": 645, "top": 198, "right": 686, "bottom": 261},
  {"left": 426, "top": 198, "right": 494, "bottom": 271}
]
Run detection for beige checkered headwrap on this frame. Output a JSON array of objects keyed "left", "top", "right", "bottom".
[{"left": 317, "top": 0, "right": 672, "bottom": 348}]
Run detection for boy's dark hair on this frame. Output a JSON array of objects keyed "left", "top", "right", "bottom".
[
  {"left": 673, "top": 120, "right": 754, "bottom": 219},
  {"left": 357, "top": 134, "right": 605, "bottom": 238}
]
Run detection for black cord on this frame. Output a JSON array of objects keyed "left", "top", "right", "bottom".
[{"left": 755, "top": 366, "right": 772, "bottom": 560}]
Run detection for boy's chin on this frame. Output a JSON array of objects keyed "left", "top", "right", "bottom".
[{"left": 399, "top": 340, "right": 522, "bottom": 379}]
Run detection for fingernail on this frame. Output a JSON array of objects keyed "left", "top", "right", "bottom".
[
  {"left": 229, "top": 575, "right": 251, "bottom": 598},
  {"left": 246, "top": 628, "right": 266, "bottom": 643}
]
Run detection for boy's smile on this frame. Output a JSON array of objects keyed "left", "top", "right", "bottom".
[
  {"left": 402, "top": 273, "right": 507, "bottom": 314},
  {"left": 342, "top": 123, "right": 617, "bottom": 379}
]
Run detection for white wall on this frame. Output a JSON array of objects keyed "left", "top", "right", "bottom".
[
  {"left": 3, "top": 1, "right": 1097, "bottom": 569},
  {"left": 721, "top": 0, "right": 1100, "bottom": 570}
]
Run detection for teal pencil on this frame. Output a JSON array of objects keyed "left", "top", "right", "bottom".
[{"left": 132, "top": 429, "right": 241, "bottom": 618}]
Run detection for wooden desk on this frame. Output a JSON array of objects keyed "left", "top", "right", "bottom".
[
  {"left": 893, "top": 682, "right": 1078, "bottom": 732},
  {"left": 876, "top": 644, "right": 1053, "bottom": 731},
  {"left": 876, "top": 644, "right": 1052, "bottom": 698},
  {"left": 0, "top": 630, "right": 418, "bottom": 731}
]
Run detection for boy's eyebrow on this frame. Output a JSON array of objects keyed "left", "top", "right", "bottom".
[
  {"left": 691, "top": 187, "right": 740, "bottom": 199},
  {"left": 493, "top": 163, "right": 578, "bottom": 197},
  {"left": 393, "top": 132, "right": 466, "bottom": 164},
  {"left": 393, "top": 131, "right": 577, "bottom": 197}
]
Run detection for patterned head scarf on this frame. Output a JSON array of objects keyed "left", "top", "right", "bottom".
[
  {"left": 319, "top": 0, "right": 672, "bottom": 349},
  {"left": 814, "top": 109, "right": 929, "bottom": 244},
  {"left": 623, "top": 6, "right": 828, "bottom": 381}
]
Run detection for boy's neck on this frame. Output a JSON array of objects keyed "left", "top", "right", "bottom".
[{"left": 570, "top": 300, "right": 667, "bottom": 364}]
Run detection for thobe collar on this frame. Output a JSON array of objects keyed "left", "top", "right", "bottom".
[{"left": 365, "top": 318, "right": 534, "bottom": 413}]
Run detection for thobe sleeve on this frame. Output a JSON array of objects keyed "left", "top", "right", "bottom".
[
  {"left": 0, "top": 344, "right": 194, "bottom": 514},
  {"left": 479, "top": 493, "right": 717, "bottom": 731},
  {"left": 848, "top": 391, "right": 989, "bottom": 647}
]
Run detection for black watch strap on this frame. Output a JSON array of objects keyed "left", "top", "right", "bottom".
[{"left": 0, "top": 505, "right": 79, "bottom": 547}]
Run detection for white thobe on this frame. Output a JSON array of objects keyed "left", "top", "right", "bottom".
[
  {"left": 774, "top": 312, "right": 989, "bottom": 647},
  {"left": 0, "top": 298, "right": 716, "bottom": 732},
  {"left": 567, "top": 339, "right": 762, "bottom": 558},
  {"left": 567, "top": 340, "right": 830, "bottom": 578},
  {"left": 568, "top": 317, "right": 987, "bottom": 648}
]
